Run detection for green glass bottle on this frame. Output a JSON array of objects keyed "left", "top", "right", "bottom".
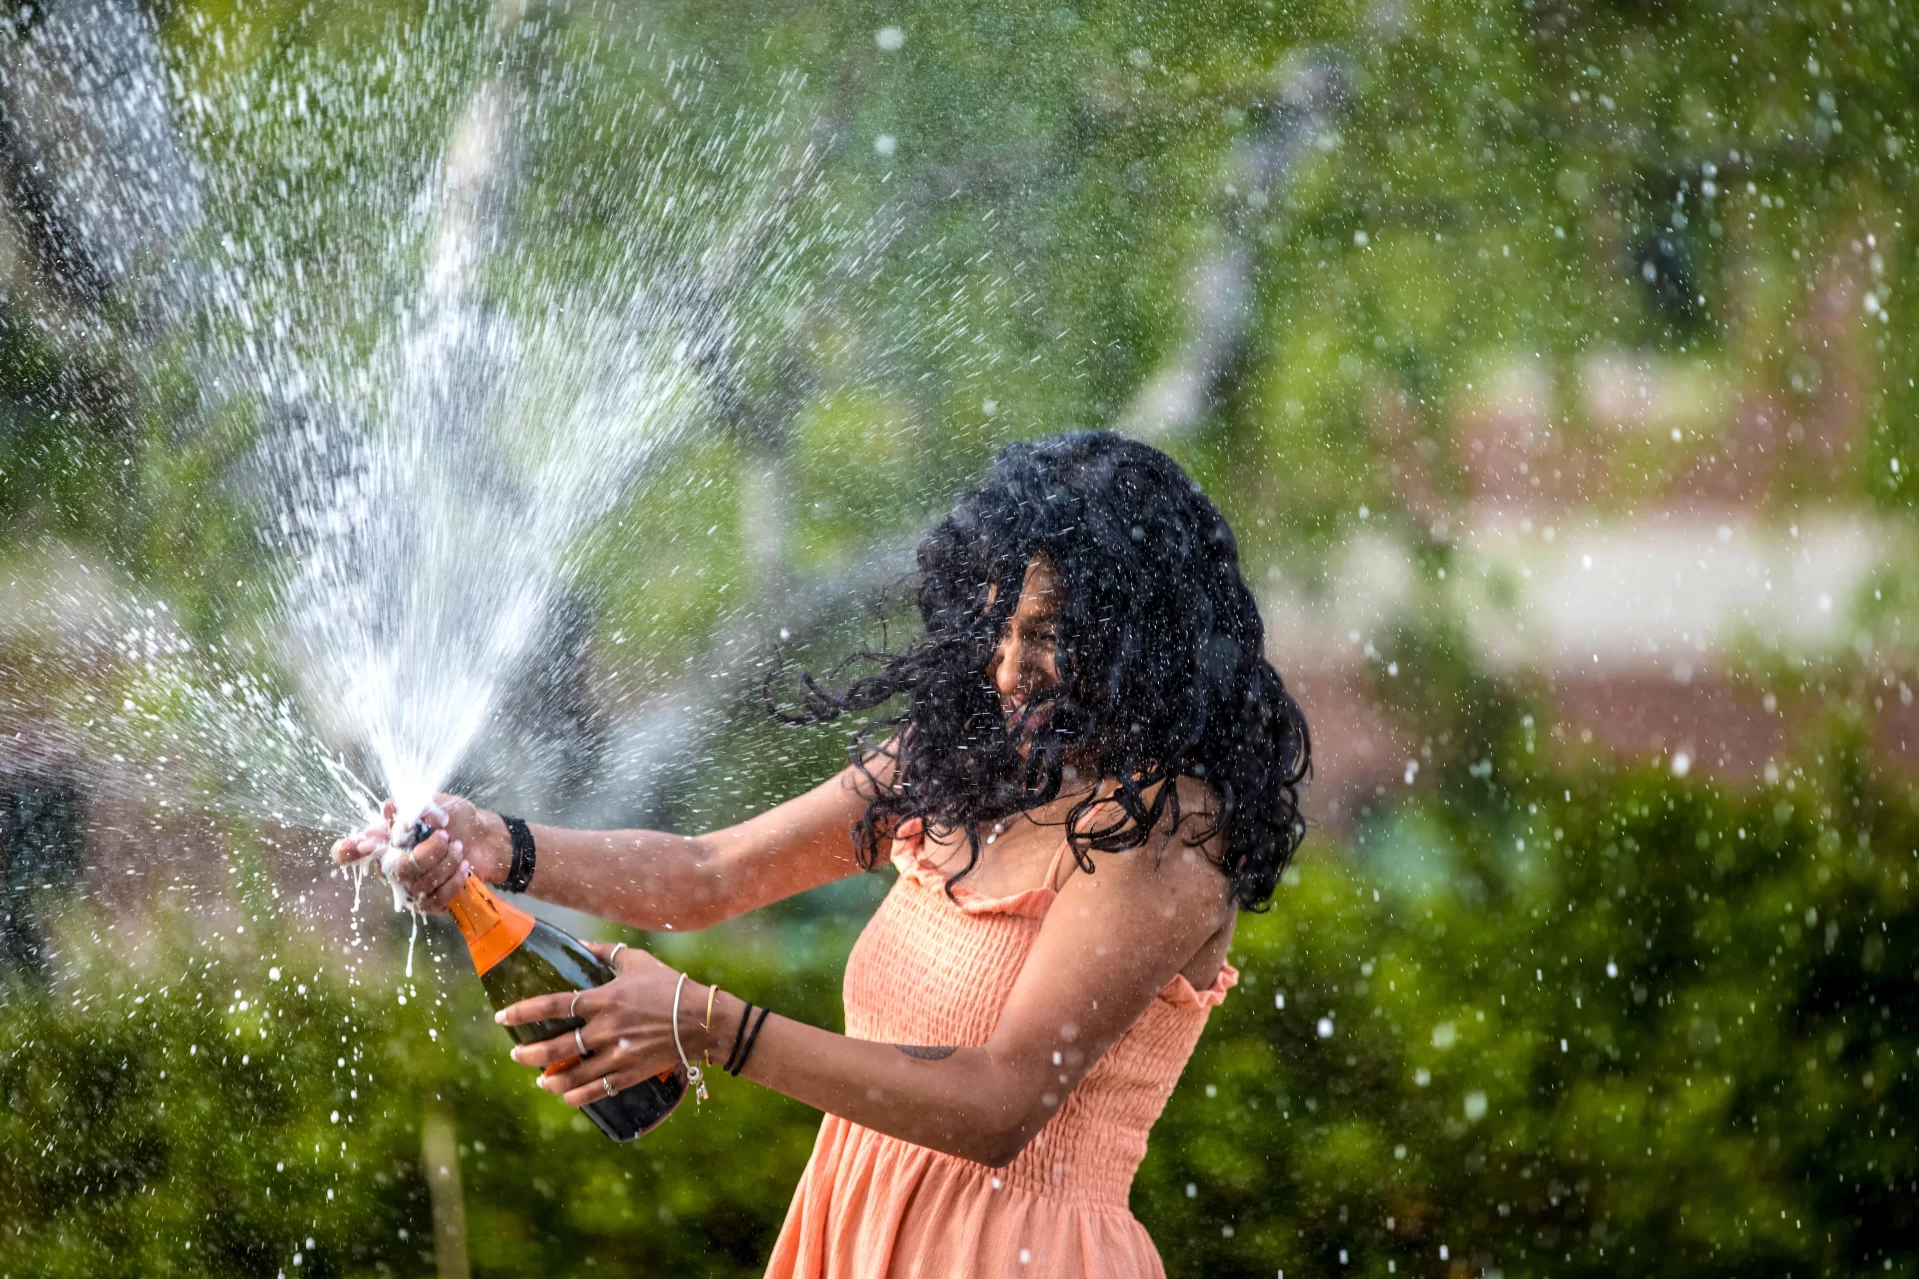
[{"left": 401, "top": 820, "right": 686, "bottom": 1141}]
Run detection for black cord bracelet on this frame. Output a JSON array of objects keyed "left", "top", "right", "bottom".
[
  {"left": 499, "top": 815, "right": 536, "bottom": 893},
  {"left": 722, "top": 1002, "right": 755, "bottom": 1075},
  {"left": 731, "top": 1006, "right": 772, "bottom": 1077}
]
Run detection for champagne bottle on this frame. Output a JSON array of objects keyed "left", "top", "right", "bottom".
[{"left": 397, "top": 820, "right": 686, "bottom": 1141}]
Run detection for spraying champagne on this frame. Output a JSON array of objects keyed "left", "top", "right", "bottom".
[{"left": 392, "top": 818, "right": 687, "bottom": 1141}]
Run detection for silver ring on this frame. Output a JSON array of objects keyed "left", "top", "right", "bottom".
[
  {"left": 609, "top": 942, "right": 628, "bottom": 962},
  {"left": 602, "top": 1076, "right": 615, "bottom": 1098},
  {"left": 568, "top": 990, "right": 584, "bottom": 1019},
  {"left": 574, "top": 1027, "right": 589, "bottom": 1058}
]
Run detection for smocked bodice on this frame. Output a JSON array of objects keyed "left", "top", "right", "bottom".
[{"left": 839, "top": 820, "right": 1236, "bottom": 1208}]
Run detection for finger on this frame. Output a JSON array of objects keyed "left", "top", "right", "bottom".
[
  {"left": 425, "top": 834, "right": 458, "bottom": 884},
  {"left": 496, "top": 988, "right": 601, "bottom": 1028},
  {"left": 509, "top": 1029, "right": 593, "bottom": 1070},
  {"left": 412, "top": 834, "right": 458, "bottom": 888},
  {"left": 410, "top": 856, "right": 458, "bottom": 907},
  {"left": 560, "top": 1066, "right": 660, "bottom": 1109},
  {"left": 394, "top": 830, "right": 452, "bottom": 891},
  {"left": 382, "top": 799, "right": 397, "bottom": 822},
  {"left": 583, "top": 940, "right": 628, "bottom": 967},
  {"left": 344, "top": 824, "right": 388, "bottom": 853},
  {"left": 416, "top": 854, "right": 467, "bottom": 912},
  {"left": 540, "top": 1045, "right": 629, "bottom": 1096},
  {"left": 413, "top": 863, "right": 469, "bottom": 914},
  {"left": 335, "top": 829, "right": 385, "bottom": 867},
  {"left": 583, "top": 939, "right": 653, "bottom": 973}
]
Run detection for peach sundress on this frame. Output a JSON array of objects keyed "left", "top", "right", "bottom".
[{"left": 764, "top": 819, "right": 1238, "bottom": 1279}]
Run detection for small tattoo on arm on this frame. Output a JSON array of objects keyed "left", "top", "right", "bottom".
[{"left": 894, "top": 1044, "right": 959, "bottom": 1060}]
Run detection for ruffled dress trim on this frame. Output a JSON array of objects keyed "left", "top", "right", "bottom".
[
  {"left": 887, "top": 819, "right": 1057, "bottom": 919},
  {"left": 888, "top": 819, "right": 1240, "bottom": 1005}
]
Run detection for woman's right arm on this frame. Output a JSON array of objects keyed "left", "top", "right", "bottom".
[{"left": 334, "top": 756, "right": 887, "bottom": 933}]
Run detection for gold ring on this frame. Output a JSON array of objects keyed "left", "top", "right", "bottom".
[{"left": 602, "top": 1076, "right": 615, "bottom": 1098}]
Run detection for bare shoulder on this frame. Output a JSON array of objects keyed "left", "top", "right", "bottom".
[
  {"left": 1072, "top": 775, "right": 1232, "bottom": 908},
  {"left": 1168, "top": 774, "right": 1221, "bottom": 830}
]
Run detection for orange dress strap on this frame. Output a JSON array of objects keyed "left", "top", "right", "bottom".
[{"left": 1041, "top": 838, "right": 1077, "bottom": 893}]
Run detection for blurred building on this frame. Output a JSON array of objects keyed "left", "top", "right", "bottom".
[{"left": 1269, "top": 251, "right": 1911, "bottom": 826}]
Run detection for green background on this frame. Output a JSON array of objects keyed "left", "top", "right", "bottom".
[{"left": 1, "top": 0, "right": 1916, "bottom": 1274}]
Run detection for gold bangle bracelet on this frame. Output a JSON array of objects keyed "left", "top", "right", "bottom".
[{"left": 702, "top": 983, "right": 720, "bottom": 1067}]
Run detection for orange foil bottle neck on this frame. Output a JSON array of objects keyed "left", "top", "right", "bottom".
[{"left": 446, "top": 876, "right": 537, "bottom": 975}]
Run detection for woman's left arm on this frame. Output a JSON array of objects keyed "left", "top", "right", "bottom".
[{"left": 500, "top": 819, "right": 1233, "bottom": 1168}]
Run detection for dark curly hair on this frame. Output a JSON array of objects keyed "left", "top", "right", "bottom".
[{"left": 776, "top": 430, "right": 1311, "bottom": 911}]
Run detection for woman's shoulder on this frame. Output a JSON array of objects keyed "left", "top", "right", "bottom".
[
  {"left": 1142, "top": 773, "right": 1225, "bottom": 851},
  {"left": 1068, "top": 774, "right": 1229, "bottom": 893},
  {"left": 1168, "top": 773, "right": 1221, "bottom": 826}
]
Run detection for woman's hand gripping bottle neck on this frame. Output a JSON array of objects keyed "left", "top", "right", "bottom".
[
  {"left": 329, "top": 798, "right": 691, "bottom": 1141},
  {"left": 330, "top": 796, "right": 510, "bottom": 914}
]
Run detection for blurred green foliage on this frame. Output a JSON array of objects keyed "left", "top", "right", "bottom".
[
  {"left": 1144, "top": 736, "right": 1919, "bottom": 1277},
  {"left": 4, "top": 0, "right": 1919, "bottom": 1274},
  {"left": 4, "top": 0, "right": 1907, "bottom": 616},
  {"left": 5, "top": 744, "right": 1915, "bottom": 1276}
]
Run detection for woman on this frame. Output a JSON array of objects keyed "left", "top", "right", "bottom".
[{"left": 335, "top": 430, "right": 1310, "bottom": 1278}]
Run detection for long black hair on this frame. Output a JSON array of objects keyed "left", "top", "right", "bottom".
[{"left": 775, "top": 430, "right": 1311, "bottom": 911}]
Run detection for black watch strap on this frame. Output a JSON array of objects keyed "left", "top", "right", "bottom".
[{"left": 500, "top": 815, "right": 536, "bottom": 893}]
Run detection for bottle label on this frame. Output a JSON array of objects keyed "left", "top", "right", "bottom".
[{"left": 446, "top": 877, "right": 537, "bottom": 975}]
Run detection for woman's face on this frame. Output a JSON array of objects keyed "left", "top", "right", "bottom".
[{"left": 987, "top": 555, "right": 1063, "bottom": 736}]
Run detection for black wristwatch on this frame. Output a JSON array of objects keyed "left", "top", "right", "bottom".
[{"left": 498, "top": 814, "right": 536, "bottom": 893}]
